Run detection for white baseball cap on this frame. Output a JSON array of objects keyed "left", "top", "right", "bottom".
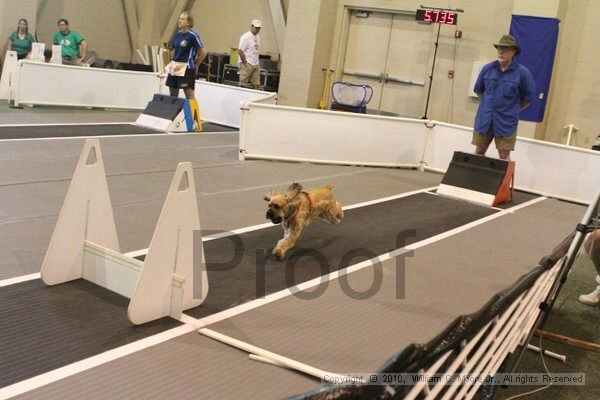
[{"left": 251, "top": 19, "right": 262, "bottom": 28}]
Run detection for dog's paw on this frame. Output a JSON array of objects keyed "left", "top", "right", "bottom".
[
  {"left": 272, "top": 247, "right": 285, "bottom": 259},
  {"left": 337, "top": 204, "right": 344, "bottom": 220}
]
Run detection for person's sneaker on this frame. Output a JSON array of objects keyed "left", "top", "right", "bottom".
[
  {"left": 592, "top": 134, "right": 600, "bottom": 151},
  {"left": 579, "top": 285, "right": 600, "bottom": 306}
]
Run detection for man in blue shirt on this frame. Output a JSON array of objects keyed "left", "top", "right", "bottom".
[{"left": 472, "top": 35, "right": 535, "bottom": 160}]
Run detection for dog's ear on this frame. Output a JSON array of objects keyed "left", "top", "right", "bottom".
[
  {"left": 264, "top": 190, "right": 280, "bottom": 202},
  {"left": 286, "top": 183, "right": 303, "bottom": 198}
]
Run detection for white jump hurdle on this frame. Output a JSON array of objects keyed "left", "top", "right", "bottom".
[{"left": 41, "top": 139, "right": 208, "bottom": 325}]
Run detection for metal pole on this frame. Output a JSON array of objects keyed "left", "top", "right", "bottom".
[
  {"left": 422, "top": 23, "right": 441, "bottom": 119},
  {"left": 564, "top": 123, "right": 577, "bottom": 146}
]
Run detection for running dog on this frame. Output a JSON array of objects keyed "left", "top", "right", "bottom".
[{"left": 264, "top": 183, "right": 344, "bottom": 259}]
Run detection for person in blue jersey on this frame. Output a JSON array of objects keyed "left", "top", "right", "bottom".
[
  {"left": 165, "top": 11, "right": 207, "bottom": 99},
  {"left": 472, "top": 35, "right": 535, "bottom": 160}
]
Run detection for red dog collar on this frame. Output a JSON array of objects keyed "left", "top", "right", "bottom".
[{"left": 285, "top": 191, "right": 313, "bottom": 225}]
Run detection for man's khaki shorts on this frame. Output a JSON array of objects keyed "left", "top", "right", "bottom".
[
  {"left": 62, "top": 57, "right": 82, "bottom": 66},
  {"left": 471, "top": 130, "right": 517, "bottom": 151},
  {"left": 239, "top": 63, "right": 260, "bottom": 87}
]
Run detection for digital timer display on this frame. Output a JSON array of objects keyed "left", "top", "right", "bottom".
[{"left": 416, "top": 9, "right": 458, "bottom": 25}]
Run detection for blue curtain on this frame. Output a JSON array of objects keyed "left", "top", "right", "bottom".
[{"left": 510, "top": 15, "right": 559, "bottom": 122}]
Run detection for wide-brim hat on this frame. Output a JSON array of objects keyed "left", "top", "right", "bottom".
[{"left": 493, "top": 34, "right": 521, "bottom": 55}]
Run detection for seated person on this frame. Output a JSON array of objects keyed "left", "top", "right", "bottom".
[
  {"left": 53, "top": 19, "right": 87, "bottom": 66},
  {"left": 7, "top": 19, "right": 35, "bottom": 60}
]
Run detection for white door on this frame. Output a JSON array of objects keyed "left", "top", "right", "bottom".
[
  {"left": 341, "top": 11, "right": 432, "bottom": 117},
  {"left": 342, "top": 12, "right": 392, "bottom": 110},
  {"left": 380, "top": 15, "right": 432, "bottom": 117}
]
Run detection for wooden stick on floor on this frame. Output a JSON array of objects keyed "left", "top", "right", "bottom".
[{"left": 535, "top": 330, "right": 600, "bottom": 352}]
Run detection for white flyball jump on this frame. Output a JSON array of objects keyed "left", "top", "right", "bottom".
[{"left": 41, "top": 138, "right": 208, "bottom": 325}]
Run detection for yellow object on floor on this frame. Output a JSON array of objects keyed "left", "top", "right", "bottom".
[{"left": 188, "top": 98, "right": 203, "bottom": 132}]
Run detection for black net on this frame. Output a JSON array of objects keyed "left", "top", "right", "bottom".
[{"left": 331, "top": 82, "right": 373, "bottom": 107}]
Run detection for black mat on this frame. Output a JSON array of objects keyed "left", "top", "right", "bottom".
[
  {"left": 0, "top": 279, "right": 181, "bottom": 388},
  {"left": 185, "top": 193, "right": 497, "bottom": 318},
  {"left": 0, "top": 123, "right": 236, "bottom": 139},
  {"left": 441, "top": 151, "right": 510, "bottom": 195},
  {"left": 0, "top": 194, "right": 495, "bottom": 387},
  {"left": 202, "top": 122, "right": 237, "bottom": 132}
]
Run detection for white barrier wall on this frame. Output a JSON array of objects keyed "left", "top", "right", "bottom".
[
  {"left": 15, "top": 61, "right": 161, "bottom": 109},
  {"left": 188, "top": 82, "right": 276, "bottom": 128},
  {"left": 240, "top": 103, "right": 429, "bottom": 167},
  {"left": 240, "top": 106, "right": 600, "bottom": 204},
  {"left": 10, "top": 61, "right": 276, "bottom": 128},
  {"left": 510, "top": 138, "right": 599, "bottom": 204},
  {"left": 426, "top": 123, "right": 600, "bottom": 204},
  {"left": 421, "top": 123, "right": 473, "bottom": 171}
]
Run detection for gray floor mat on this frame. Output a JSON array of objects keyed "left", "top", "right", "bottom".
[
  {"left": 8, "top": 200, "right": 582, "bottom": 400},
  {"left": 0, "top": 162, "right": 414, "bottom": 223},
  {"left": 0, "top": 134, "right": 238, "bottom": 161},
  {"left": 0, "top": 144, "right": 240, "bottom": 186},
  {"left": 204, "top": 199, "right": 583, "bottom": 373},
  {"left": 0, "top": 103, "right": 139, "bottom": 124},
  {"left": 184, "top": 192, "right": 497, "bottom": 319},
  {"left": 11, "top": 332, "right": 319, "bottom": 400},
  {"left": 0, "top": 279, "right": 181, "bottom": 388},
  {"left": 0, "top": 123, "right": 236, "bottom": 140},
  {"left": 0, "top": 167, "right": 441, "bottom": 280}
]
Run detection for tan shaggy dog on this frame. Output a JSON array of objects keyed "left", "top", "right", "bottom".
[{"left": 264, "top": 183, "right": 344, "bottom": 259}]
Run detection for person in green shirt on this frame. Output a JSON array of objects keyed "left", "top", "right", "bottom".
[
  {"left": 52, "top": 19, "right": 87, "bottom": 66},
  {"left": 7, "top": 19, "right": 35, "bottom": 60}
]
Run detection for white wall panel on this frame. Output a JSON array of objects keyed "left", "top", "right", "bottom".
[
  {"left": 427, "top": 123, "right": 600, "bottom": 204},
  {"left": 241, "top": 104, "right": 428, "bottom": 167},
  {"left": 242, "top": 107, "right": 600, "bottom": 203},
  {"left": 13, "top": 61, "right": 275, "bottom": 127},
  {"left": 191, "top": 82, "right": 276, "bottom": 127},
  {"left": 15, "top": 61, "right": 160, "bottom": 109}
]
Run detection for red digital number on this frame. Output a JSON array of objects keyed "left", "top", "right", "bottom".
[
  {"left": 432, "top": 10, "right": 440, "bottom": 22},
  {"left": 446, "top": 13, "right": 456, "bottom": 25},
  {"left": 439, "top": 11, "right": 447, "bottom": 24},
  {"left": 424, "top": 10, "right": 432, "bottom": 22}
]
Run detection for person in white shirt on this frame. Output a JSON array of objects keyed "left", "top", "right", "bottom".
[{"left": 238, "top": 19, "right": 261, "bottom": 90}]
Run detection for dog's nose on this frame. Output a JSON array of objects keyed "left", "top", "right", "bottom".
[{"left": 266, "top": 210, "right": 281, "bottom": 224}]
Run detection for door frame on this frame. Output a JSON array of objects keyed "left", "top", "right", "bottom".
[
  {"left": 334, "top": 6, "right": 418, "bottom": 87},
  {"left": 333, "top": 6, "right": 433, "bottom": 114}
]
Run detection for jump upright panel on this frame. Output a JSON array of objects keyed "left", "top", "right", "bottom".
[
  {"left": 41, "top": 139, "right": 208, "bottom": 325},
  {"left": 41, "top": 139, "right": 120, "bottom": 285}
]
